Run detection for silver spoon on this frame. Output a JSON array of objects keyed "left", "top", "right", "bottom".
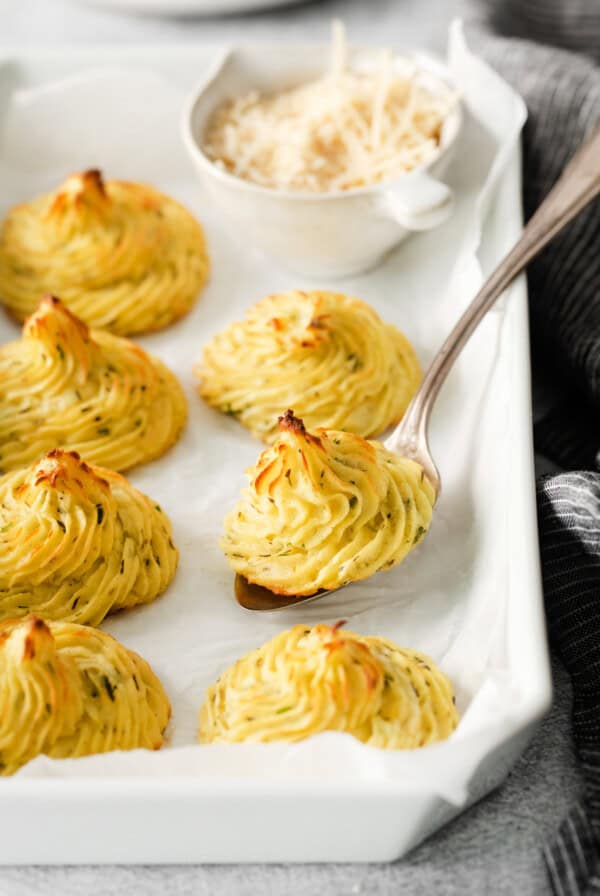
[{"left": 236, "top": 123, "right": 600, "bottom": 611}]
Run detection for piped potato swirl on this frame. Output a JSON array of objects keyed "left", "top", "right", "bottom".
[
  {"left": 197, "top": 290, "right": 421, "bottom": 442},
  {"left": 0, "top": 615, "right": 170, "bottom": 775},
  {"left": 222, "top": 411, "right": 435, "bottom": 595},
  {"left": 199, "top": 623, "right": 458, "bottom": 749},
  {"left": 0, "top": 295, "right": 187, "bottom": 473},
  {"left": 0, "top": 450, "right": 178, "bottom": 626},
  {"left": 0, "top": 169, "right": 209, "bottom": 335}
]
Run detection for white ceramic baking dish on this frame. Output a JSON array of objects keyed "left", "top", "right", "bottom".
[{"left": 0, "top": 37, "right": 550, "bottom": 864}]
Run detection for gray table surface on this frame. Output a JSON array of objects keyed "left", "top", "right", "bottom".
[{"left": 0, "top": 1, "right": 580, "bottom": 893}]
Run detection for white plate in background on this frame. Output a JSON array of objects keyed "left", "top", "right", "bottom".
[{"left": 68, "top": 0, "right": 304, "bottom": 17}]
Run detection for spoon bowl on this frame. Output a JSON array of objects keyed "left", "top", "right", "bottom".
[{"left": 234, "top": 575, "right": 331, "bottom": 612}]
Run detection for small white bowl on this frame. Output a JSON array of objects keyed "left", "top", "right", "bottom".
[{"left": 182, "top": 43, "right": 462, "bottom": 279}]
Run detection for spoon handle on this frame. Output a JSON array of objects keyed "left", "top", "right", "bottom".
[{"left": 388, "top": 123, "right": 600, "bottom": 454}]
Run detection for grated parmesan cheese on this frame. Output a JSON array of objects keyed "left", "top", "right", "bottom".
[{"left": 202, "top": 22, "right": 457, "bottom": 193}]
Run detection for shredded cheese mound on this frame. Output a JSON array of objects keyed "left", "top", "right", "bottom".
[{"left": 203, "top": 23, "right": 456, "bottom": 192}]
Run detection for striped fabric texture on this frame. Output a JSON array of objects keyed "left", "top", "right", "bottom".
[
  {"left": 469, "top": 2, "right": 600, "bottom": 892},
  {"left": 538, "top": 476, "right": 600, "bottom": 895}
]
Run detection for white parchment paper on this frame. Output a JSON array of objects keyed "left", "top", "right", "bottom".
[{"left": 0, "top": 24, "right": 536, "bottom": 805}]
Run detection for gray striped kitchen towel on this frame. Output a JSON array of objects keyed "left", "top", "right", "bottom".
[{"left": 468, "top": 1, "right": 600, "bottom": 893}]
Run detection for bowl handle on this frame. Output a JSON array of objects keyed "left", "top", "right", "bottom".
[{"left": 377, "top": 171, "right": 454, "bottom": 231}]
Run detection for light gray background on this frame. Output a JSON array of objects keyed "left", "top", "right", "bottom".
[{"left": 0, "top": 1, "right": 579, "bottom": 893}]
